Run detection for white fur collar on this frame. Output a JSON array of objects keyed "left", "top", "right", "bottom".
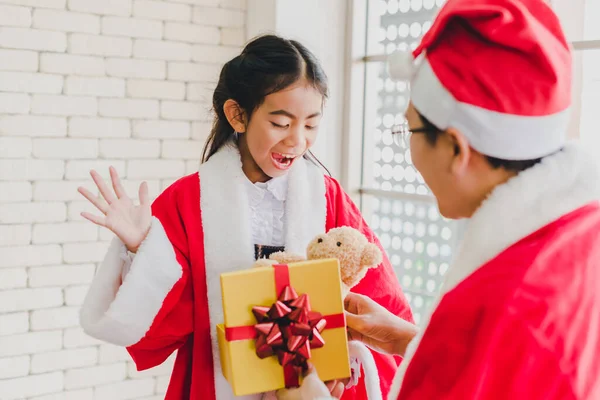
[
  {"left": 389, "top": 142, "right": 600, "bottom": 399},
  {"left": 199, "top": 143, "right": 327, "bottom": 399}
]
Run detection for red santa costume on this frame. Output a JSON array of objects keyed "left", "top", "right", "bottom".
[
  {"left": 386, "top": 0, "right": 600, "bottom": 398},
  {"left": 80, "top": 141, "right": 413, "bottom": 400}
]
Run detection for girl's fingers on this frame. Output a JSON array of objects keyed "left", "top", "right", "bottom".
[
  {"left": 90, "top": 169, "right": 117, "bottom": 205},
  {"left": 78, "top": 187, "right": 109, "bottom": 214},
  {"left": 331, "top": 382, "right": 345, "bottom": 398},
  {"left": 80, "top": 212, "right": 106, "bottom": 227},
  {"left": 109, "top": 166, "right": 127, "bottom": 199},
  {"left": 139, "top": 181, "right": 149, "bottom": 206}
]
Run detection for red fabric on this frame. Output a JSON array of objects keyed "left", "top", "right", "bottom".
[
  {"left": 225, "top": 325, "right": 256, "bottom": 342},
  {"left": 398, "top": 203, "right": 600, "bottom": 399},
  {"left": 323, "top": 313, "right": 346, "bottom": 329},
  {"left": 125, "top": 173, "right": 413, "bottom": 399},
  {"left": 414, "top": 0, "right": 570, "bottom": 115},
  {"left": 273, "top": 263, "right": 290, "bottom": 294}
]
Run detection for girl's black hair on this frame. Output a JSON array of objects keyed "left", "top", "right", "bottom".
[{"left": 202, "top": 34, "right": 330, "bottom": 174}]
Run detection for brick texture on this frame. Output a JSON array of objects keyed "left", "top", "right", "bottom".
[{"left": 0, "top": 0, "right": 246, "bottom": 397}]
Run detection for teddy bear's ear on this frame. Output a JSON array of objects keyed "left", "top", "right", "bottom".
[{"left": 361, "top": 243, "right": 383, "bottom": 267}]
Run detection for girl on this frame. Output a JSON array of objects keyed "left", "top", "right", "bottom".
[{"left": 78, "top": 35, "right": 413, "bottom": 400}]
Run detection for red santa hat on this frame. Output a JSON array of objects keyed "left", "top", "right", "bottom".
[{"left": 388, "top": 0, "right": 572, "bottom": 160}]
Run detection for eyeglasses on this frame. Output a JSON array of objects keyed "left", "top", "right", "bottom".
[{"left": 391, "top": 120, "right": 440, "bottom": 149}]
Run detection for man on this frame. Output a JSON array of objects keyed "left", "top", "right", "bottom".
[{"left": 279, "top": 0, "right": 600, "bottom": 398}]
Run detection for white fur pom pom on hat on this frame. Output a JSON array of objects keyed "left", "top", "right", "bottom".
[{"left": 387, "top": 50, "right": 416, "bottom": 81}]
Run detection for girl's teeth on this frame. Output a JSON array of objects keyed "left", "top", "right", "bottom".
[
  {"left": 272, "top": 152, "right": 296, "bottom": 169},
  {"left": 274, "top": 153, "right": 296, "bottom": 161}
]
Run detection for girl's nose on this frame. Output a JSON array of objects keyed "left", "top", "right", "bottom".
[{"left": 283, "top": 125, "right": 304, "bottom": 149}]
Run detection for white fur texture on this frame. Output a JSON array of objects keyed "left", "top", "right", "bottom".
[
  {"left": 388, "top": 143, "right": 600, "bottom": 399},
  {"left": 348, "top": 341, "right": 382, "bottom": 400},
  {"left": 80, "top": 217, "right": 183, "bottom": 346},
  {"left": 387, "top": 50, "right": 416, "bottom": 81},
  {"left": 200, "top": 143, "right": 327, "bottom": 399}
]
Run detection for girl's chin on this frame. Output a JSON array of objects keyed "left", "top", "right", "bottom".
[
  {"left": 244, "top": 162, "right": 288, "bottom": 183},
  {"left": 261, "top": 165, "right": 290, "bottom": 179},
  {"left": 242, "top": 151, "right": 304, "bottom": 182}
]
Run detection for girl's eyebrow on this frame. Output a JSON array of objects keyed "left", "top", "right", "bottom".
[{"left": 269, "top": 109, "right": 321, "bottom": 119}]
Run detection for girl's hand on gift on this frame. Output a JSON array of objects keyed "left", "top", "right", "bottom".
[
  {"left": 78, "top": 167, "right": 152, "bottom": 253},
  {"left": 324, "top": 378, "right": 347, "bottom": 399},
  {"left": 345, "top": 292, "right": 418, "bottom": 357},
  {"left": 275, "top": 364, "right": 343, "bottom": 400}
]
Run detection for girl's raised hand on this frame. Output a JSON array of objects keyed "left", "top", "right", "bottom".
[{"left": 78, "top": 166, "right": 152, "bottom": 253}]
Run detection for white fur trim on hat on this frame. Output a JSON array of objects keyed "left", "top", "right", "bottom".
[
  {"left": 387, "top": 50, "right": 417, "bottom": 81},
  {"left": 410, "top": 58, "right": 570, "bottom": 160}
]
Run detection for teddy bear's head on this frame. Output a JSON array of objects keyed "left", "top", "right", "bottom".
[{"left": 306, "top": 226, "right": 382, "bottom": 291}]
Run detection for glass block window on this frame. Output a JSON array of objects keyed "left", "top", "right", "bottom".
[{"left": 367, "top": 194, "right": 456, "bottom": 323}]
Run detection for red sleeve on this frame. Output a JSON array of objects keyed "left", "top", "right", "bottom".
[
  {"left": 126, "top": 179, "right": 196, "bottom": 371},
  {"left": 324, "top": 176, "right": 414, "bottom": 399},
  {"left": 399, "top": 306, "right": 575, "bottom": 400}
]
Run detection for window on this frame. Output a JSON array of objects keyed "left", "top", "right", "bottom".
[
  {"left": 577, "top": 1, "right": 600, "bottom": 152},
  {"left": 344, "top": 0, "right": 600, "bottom": 324}
]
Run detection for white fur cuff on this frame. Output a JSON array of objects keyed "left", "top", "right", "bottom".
[{"left": 80, "top": 217, "right": 183, "bottom": 346}]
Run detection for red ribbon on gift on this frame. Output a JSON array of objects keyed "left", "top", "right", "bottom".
[{"left": 225, "top": 264, "right": 346, "bottom": 388}]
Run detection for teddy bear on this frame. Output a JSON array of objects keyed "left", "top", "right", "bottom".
[{"left": 257, "top": 226, "right": 383, "bottom": 298}]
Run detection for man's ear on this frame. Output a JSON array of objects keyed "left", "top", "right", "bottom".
[
  {"left": 223, "top": 99, "right": 247, "bottom": 133},
  {"left": 445, "top": 127, "right": 471, "bottom": 176}
]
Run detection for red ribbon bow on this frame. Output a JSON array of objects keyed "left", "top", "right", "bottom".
[{"left": 252, "top": 285, "right": 328, "bottom": 387}]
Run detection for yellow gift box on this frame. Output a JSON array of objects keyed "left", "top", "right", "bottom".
[{"left": 217, "top": 258, "right": 351, "bottom": 396}]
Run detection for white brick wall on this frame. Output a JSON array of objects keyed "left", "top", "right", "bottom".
[
  {"left": 133, "top": 39, "right": 192, "bottom": 61},
  {"left": 64, "top": 285, "right": 90, "bottom": 306},
  {"left": 0, "top": 49, "right": 39, "bottom": 72},
  {"left": 0, "top": 27, "right": 67, "bottom": 52},
  {"left": 0, "top": 371, "right": 64, "bottom": 399},
  {"left": 0, "top": 355, "right": 30, "bottom": 379},
  {"left": 41, "top": 54, "right": 105, "bottom": 76},
  {"left": 69, "top": 34, "right": 133, "bottom": 57},
  {"left": 0, "top": 5, "right": 33, "bottom": 27},
  {"left": 0, "top": 115, "right": 67, "bottom": 136},
  {"left": 0, "top": 92, "right": 30, "bottom": 114},
  {"left": 0, "top": 0, "right": 247, "bottom": 398},
  {"left": 65, "top": 76, "right": 126, "bottom": 98},
  {"left": 31, "top": 94, "right": 98, "bottom": 116},
  {"left": 102, "top": 17, "right": 163, "bottom": 39},
  {"left": 32, "top": 9, "right": 100, "bottom": 34},
  {"left": 0, "top": 71, "right": 63, "bottom": 94},
  {"left": 167, "top": 61, "right": 221, "bottom": 82}
]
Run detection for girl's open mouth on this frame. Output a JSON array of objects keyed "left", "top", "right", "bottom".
[{"left": 271, "top": 152, "right": 299, "bottom": 170}]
